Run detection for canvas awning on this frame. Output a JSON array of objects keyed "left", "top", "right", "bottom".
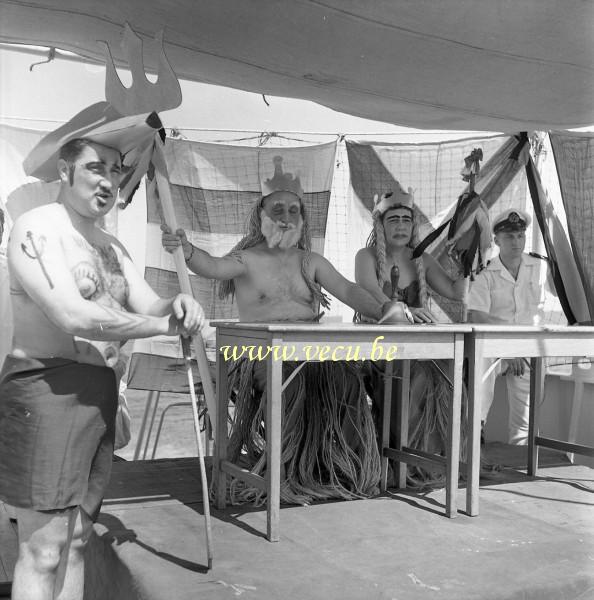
[{"left": 1, "top": 1, "right": 593, "bottom": 133}]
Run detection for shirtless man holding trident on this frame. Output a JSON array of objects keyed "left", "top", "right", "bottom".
[
  {"left": 162, "top": 157, "right": 403, "bottom": 503},
  {"left": 0, "top": 127, "right": 204, "bottom": 600}
]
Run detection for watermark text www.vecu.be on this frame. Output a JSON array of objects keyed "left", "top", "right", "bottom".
[{"left": 219, "top": 336, "right": 398, "bottom": 362}]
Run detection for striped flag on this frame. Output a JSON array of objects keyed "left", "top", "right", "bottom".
[{"left": 144, "top": 137, "right": 338, "bottom": 319}]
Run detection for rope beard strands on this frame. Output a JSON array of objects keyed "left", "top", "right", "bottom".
[{"left": 218, "top": 201, "right": 330, "bottom": 311}]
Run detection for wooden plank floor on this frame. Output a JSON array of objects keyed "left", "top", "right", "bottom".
[{"left": 1, "top": 445, "right": 592, "bottom": 600}]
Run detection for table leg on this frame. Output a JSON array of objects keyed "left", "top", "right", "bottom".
[
  {"left": 396, "top": 360, "right": 410, "bottom": 489},
  {"left": 215, "top": 348, "right": 229, "bottom": 510},
  {"left": 266, "top": 356, "right": 282, "bottom": 542},
  {"left": 380, "top": 361, "right": 394, "bottom": 491},
  {"left": 445, "top": 336, "right": 463, "bottom": 518},
  {"left": 528, "top": 357, "right": 544, "bottom": 476},
  {"left": 567, "top": 379, "right": 585, "bottom": 463},
  {"left": 466, "top": 335, "right": 482, "bottom": 517}
]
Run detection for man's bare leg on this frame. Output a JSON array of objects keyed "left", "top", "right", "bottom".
[
  {"left": 12, "top": 506, "right": 92, "bottom": 600},
  {"left": 54, "top": 508, "right": 94, "bottom": 600}
]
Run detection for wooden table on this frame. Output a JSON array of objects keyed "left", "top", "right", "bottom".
[
  {"left": 465, "top": 325, "right": 594, "bottom": 517},
  {"left": 213, "top": 322, "right": 471, "bottom": 541}
]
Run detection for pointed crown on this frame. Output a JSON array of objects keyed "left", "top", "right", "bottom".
[
  {"left": 261, "top": 156, "right": 304, "bottom": 199},
  {"left": 373, "top": 182, "right": 414, "bottom": 216}
]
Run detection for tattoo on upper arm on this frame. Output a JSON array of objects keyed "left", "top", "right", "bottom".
[
  {"left": 229, "top": 250, "right": 244, "bottom": 264},
  {"left": 21, "top": 231, "right": 54, "bottom": 289}
]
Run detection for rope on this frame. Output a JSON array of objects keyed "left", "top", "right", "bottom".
[{"left": 219, "top": 360, "right": 381, "bottom": 506}]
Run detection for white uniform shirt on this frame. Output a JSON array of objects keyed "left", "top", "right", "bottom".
[{"left": 467, "top": 254, "right": 548, "bottom": 325}]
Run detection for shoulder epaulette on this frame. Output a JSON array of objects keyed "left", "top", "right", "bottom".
[{"left": 529, "top": 252, "right": 550, "bottom": 262}]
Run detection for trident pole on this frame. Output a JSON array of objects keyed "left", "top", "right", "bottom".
[
  {"left": 150, "top": 138, "right": 217, "bottom": 426},
  {"left": 151, "top": 136, "right": 215, "bottom": 568}
]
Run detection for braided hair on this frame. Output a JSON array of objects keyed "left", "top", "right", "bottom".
[{"left": 366, "top": 204, "right": 428, "bottom": 309}]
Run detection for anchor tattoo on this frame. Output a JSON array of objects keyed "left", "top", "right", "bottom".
[{"left": 21, "top": 231, "right": 54, "bottom": 289}]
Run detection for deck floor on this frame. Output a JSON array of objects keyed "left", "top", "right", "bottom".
[{"left": 2, "top": 444, "right": 593, "bottom": 599}]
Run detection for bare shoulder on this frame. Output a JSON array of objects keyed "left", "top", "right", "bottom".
[
  {"left": 421, "top": 251, "right": 437, "bottom": 267},
  {"left": 310, "top": 251, "right": 343, "bottom": 281},
  {"left": 233, "top": 245, "right": 260, "bottom": 264},
  {"left": 309, "top": 249, "right": 329, "bottom": 266},
  {"left": 355, "top": 246, "right": 373, "bottom": 259},
  {"left": 8, "top": 204, "right": 65, "bottom": 256},
  {"left": 11, "top": 203, "right": 63, "bottom": 231},
  {"left": 355, "top": 246, "right": 376, "bottom": 266},
  {"left": 223, "top": 245, "right": 266, "bottom": 280},
  {"left": 421, "top": 252, "right": 447, "bottom": 275}
]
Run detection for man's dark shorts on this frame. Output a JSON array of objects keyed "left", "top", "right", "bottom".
[{"left": 0, "top": 355, "right": 117, "bottom": 520}]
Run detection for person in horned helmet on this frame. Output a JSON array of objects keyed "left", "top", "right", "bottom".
[
  {"left": 355, "top": 184, "right": 468, "bottom": 321},
  {"left": 162, "top": 155, "right": 403, "bottom": 503},
  {"left": 354, "top": 183, "right": 469, "bottom": 484}
]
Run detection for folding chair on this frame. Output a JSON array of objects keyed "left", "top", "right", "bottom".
[
  {"left": 560, "top": 359, "right": 594, "bottom": 463},
  {"left": 125, "top": 337, "right": 216, "bottom": 460}
]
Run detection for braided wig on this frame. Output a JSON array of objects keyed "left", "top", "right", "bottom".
[{"left": 366, "top": 205, "right": 429, "bottom": 309}]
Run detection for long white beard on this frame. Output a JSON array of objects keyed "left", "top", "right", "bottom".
[{"left": 261, "top": 212, "right": 304, "bottom": 249}]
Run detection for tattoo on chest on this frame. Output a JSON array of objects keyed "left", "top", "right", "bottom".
[
  {"left": 71, "top": 243, "right": 129, "bottom": 307},
  {"left": 21, "top": 231, "right": 54, "bottom": 289}
]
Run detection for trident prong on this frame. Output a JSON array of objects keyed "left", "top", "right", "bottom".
[{"left": 99, "top": 23, "right": 182, "bottom": 116}]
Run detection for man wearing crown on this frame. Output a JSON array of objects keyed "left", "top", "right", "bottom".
[
  {"left": 162, "top": 156, "right": 402, "bottom": 503},
  {"left": 467, "top": 207, "right": 552, "bottom": 445},
  {"left": 0, "top": 122, "right": 205, "bottom": 598}
]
